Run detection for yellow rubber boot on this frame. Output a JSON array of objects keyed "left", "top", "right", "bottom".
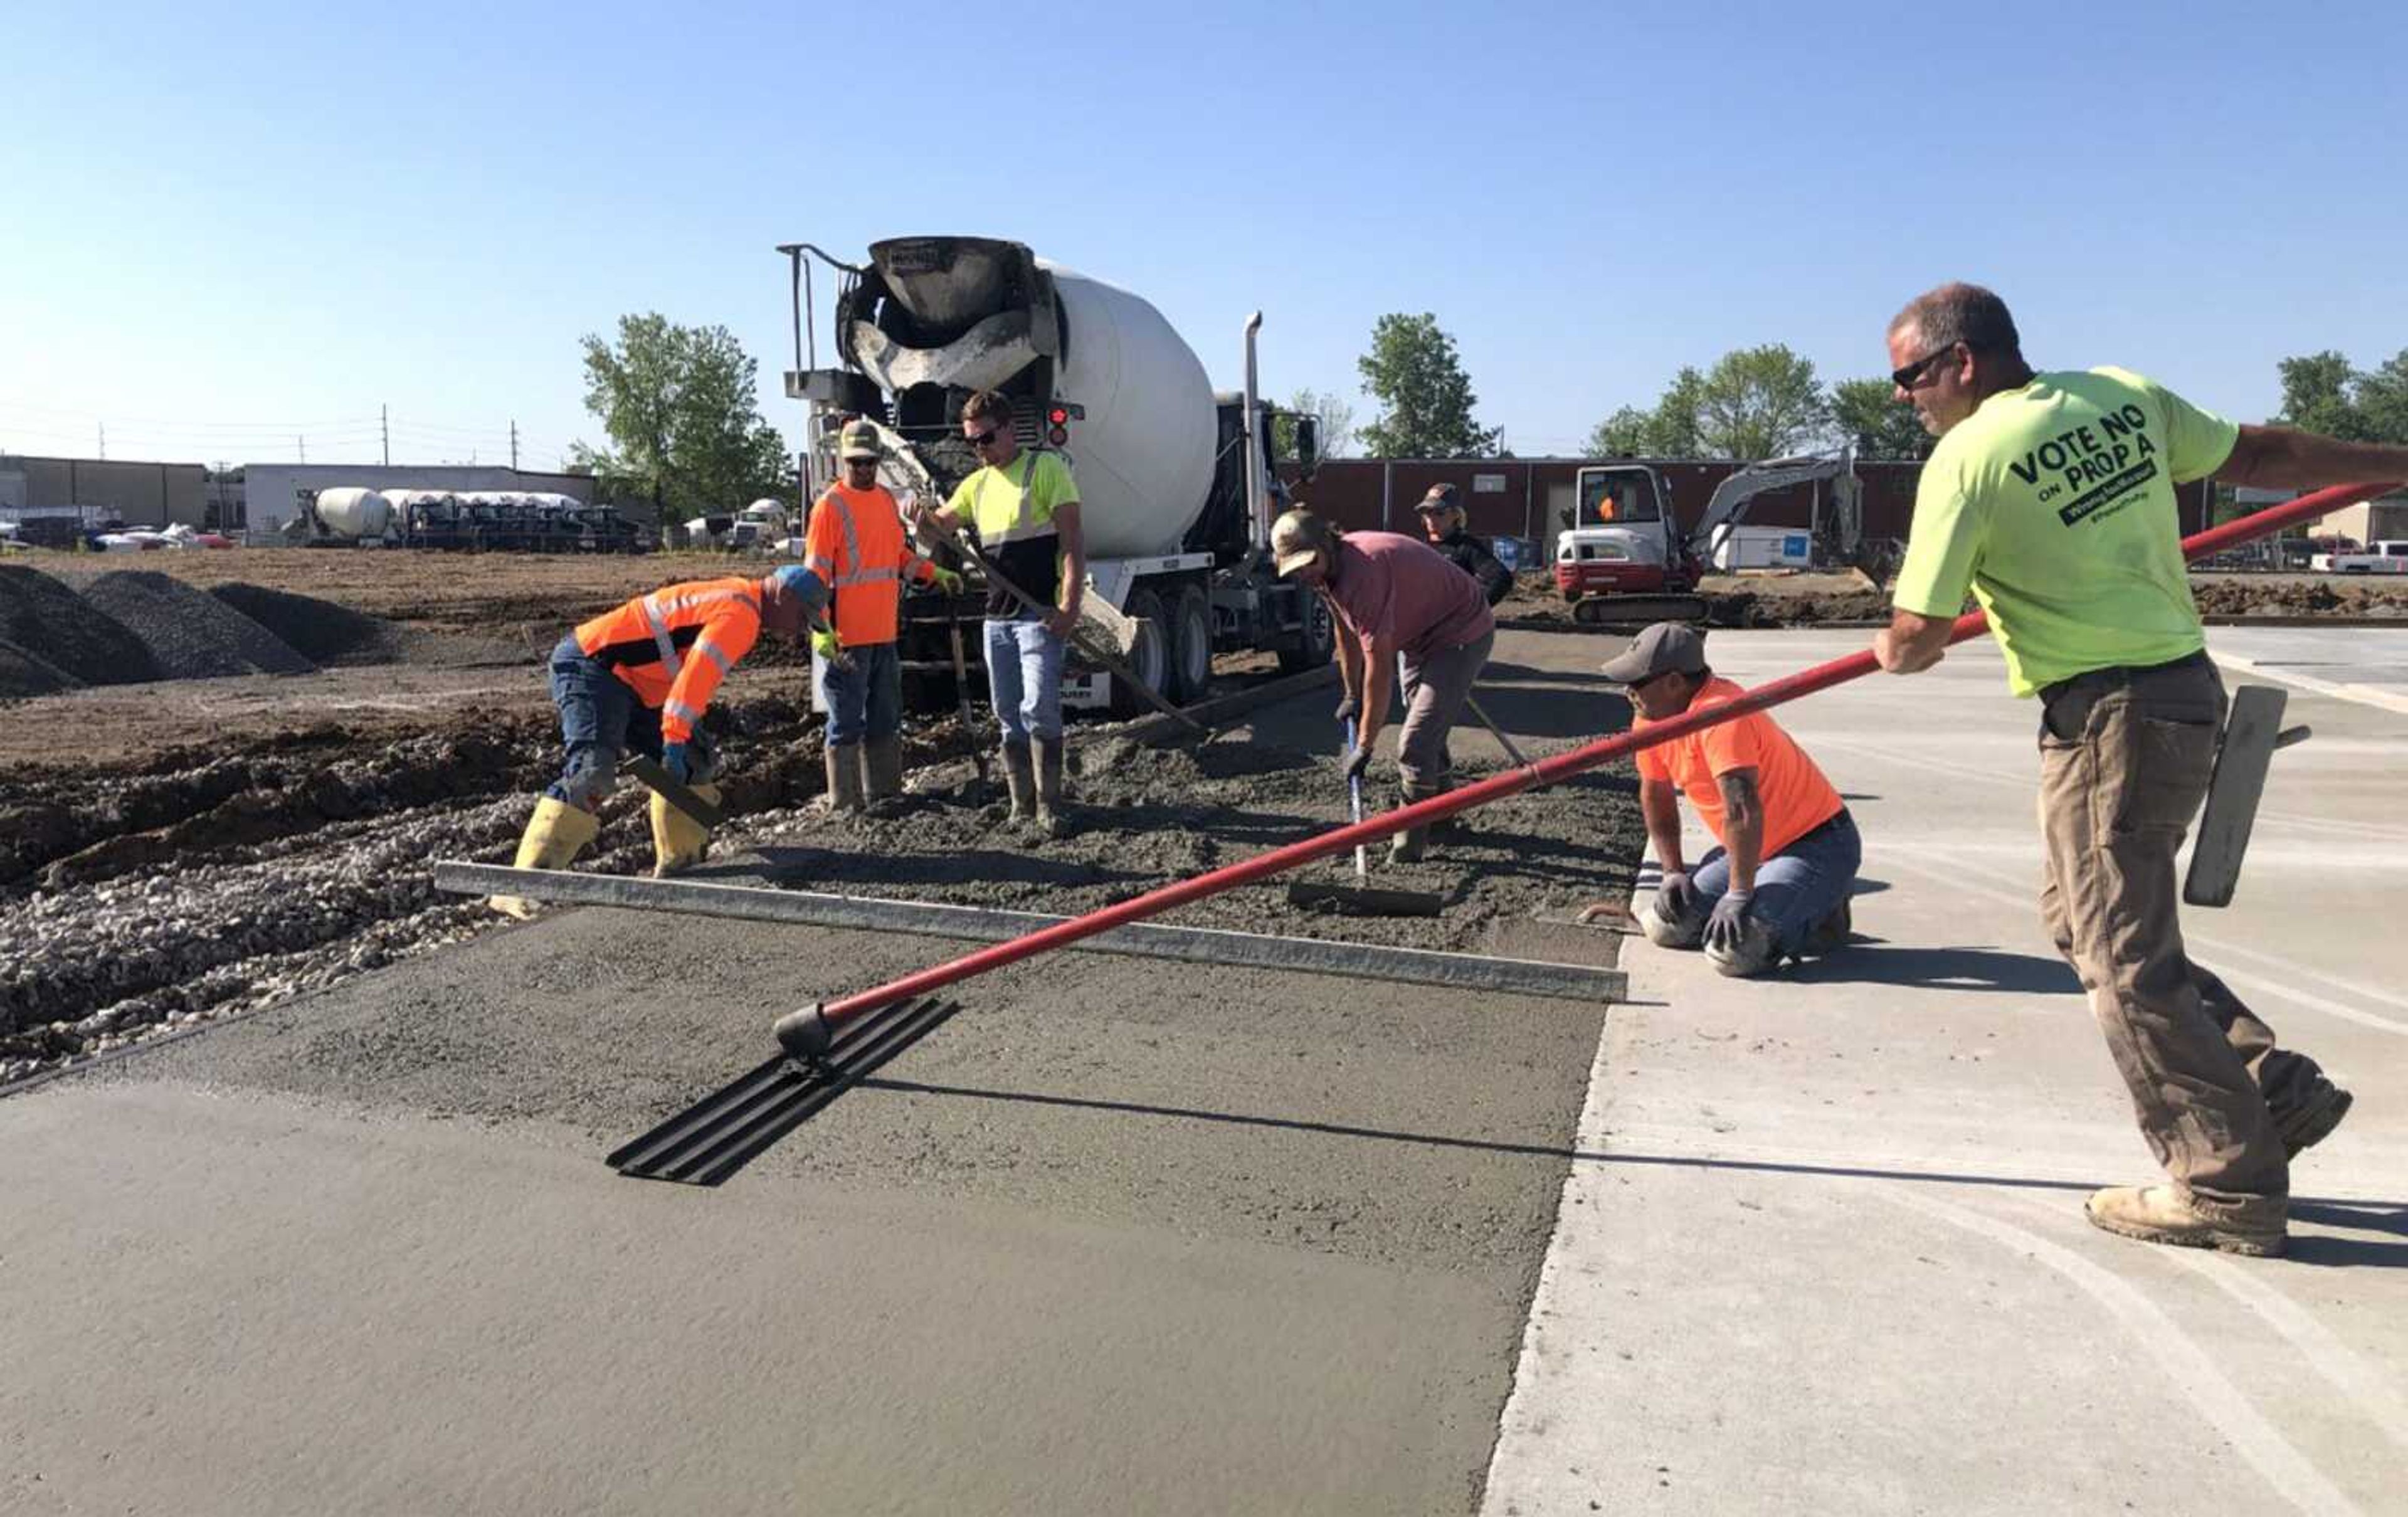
[
  {"left": 650, "top": 782, "right": 723, "bottom": 877},
  {"left": 490, "top": 796, "right": 601, "bottom": 919}
]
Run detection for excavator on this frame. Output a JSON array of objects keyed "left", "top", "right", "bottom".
[{"left": 1551, "top": 449, "right": 1876, "bottom": 625}]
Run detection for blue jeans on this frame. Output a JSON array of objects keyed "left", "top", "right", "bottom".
[
  {"left": 983, "top": 616, "right": 1065, "bottom": 744},
  {"left": 815, "top": 640, "right": 901, "bottom": 747},
  {"left": 544, "top": 634, "right": 712, "bottom": 805},
  {"left": 1689, "top": 809, "right": 1861, "bottom": 956}
]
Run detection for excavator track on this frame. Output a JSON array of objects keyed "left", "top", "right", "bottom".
[{"left": 1568, "top": 594, "right": 1714, "bottom": 628}]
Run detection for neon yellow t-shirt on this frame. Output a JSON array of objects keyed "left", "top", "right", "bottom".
[{"left": 1891, "top": 367, "right": 2237, "bottom": 697}]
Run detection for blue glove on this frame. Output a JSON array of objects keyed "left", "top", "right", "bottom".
[
  {"left": 1703, "top": 889, "right": 1754, "bottom": 953},
  {"left": 662, "top": 741, "right": 692, "bottom": 784}
]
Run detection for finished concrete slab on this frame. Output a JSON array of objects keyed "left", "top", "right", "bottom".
[{"left": 1484, "top": 628, "right": 2408, "bottom": 1517}]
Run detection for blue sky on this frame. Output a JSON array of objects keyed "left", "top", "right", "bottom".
[{"left": 5, "top": 0, "right": 2403, "bottom": 470}]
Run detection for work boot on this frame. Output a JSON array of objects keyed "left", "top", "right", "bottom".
[
  {"left": 2084, "top": 1185, "right": 2287, "bottom": 1258},
  {"left": 1033, "top": 736, "right": 1070, "bottom": 838},
  {"left": 2278, "top": 1082, "right": 2353, "bottom": 1161},
  {"left": 490, "top": 795, "right": 599, "bottom": 919},
  {"left": 863, "top": 734, "right": 906, "bottom": 804},
  {"left": 1800, "top": 899, "right": 1853, "bottom": 958},
  {"left": 650, "top": 783, "right": 722, "bottom": 877},
  {"left": 1389, "top": 782, "right": 1440, "bottom": 863},
  {"left": 823, "top": 743, "right": 865, "bottom": 814},
  {"left": 1001, "top": 739, "right": 1037, "bottom": 823},
  {"left": 1429, "top": 780, "right": 1471, "bottom": 842}
]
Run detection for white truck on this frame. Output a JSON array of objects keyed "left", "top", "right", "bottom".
[
  {"left": 777, "top": 236, "right": 1331, "bottom": 712},
  {"left": 2310, "top": 540, "right": 2408, "bottom": 574}
]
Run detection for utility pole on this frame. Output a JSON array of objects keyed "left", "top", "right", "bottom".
[
  {"left": 382, "top": 404, "right": 390, "bottom": 467},
  {"left": 98, "top": 422, "right": 106, "bottom": 460},
  {"left": 510, "top": 420, "right": 519, "bottom": 471},
  {"left": 298, "top": 435, "right": 307, "bottom": 463}
]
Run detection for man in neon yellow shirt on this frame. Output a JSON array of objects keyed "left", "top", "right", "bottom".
[
  {"left": 914, "top": 389, "right": 1086, "bottom": 835},
  {"left": 1874, "top": 282, "right": 2408, "bottom": 1257}
]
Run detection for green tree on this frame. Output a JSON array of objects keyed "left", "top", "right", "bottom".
[
  {"left": 576, "top": 313, "right": 795, "bottom": 528},
  {"left": 1273, "top": 387, "right": 1357, "bottom": 462},
  {"left": 1583, "top": 367, "right": 1705, "bottom": 456},
  {"left": 2272, "top": 350, "right": 2368, "bottom": 440},
  {"left": 1356, "top": 313, "right": 1500, "bottom": 458},
  {"left": 1829, "top": 377, "right": 1932, "bottom": 460},
  {"left": 1696, "top": 344, "right": 1827, "bottom": 460},
  {"left": 2350, "top": 349, "right": 2408, "bottom": 443}
]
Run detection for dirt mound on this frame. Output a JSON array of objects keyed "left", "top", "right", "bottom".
[
  {"left": 209, "top": 583, "right": 404, "bottom": 664},
  {"left": 78, "top": 570, "right": 317, "bottom": 680},
  {"left": 0, "top": 564, "right": 162, "bottom": 686}
]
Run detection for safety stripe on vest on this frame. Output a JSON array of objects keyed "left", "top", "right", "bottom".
[
  {"left": 641, "top": 595, "right": 683, "bottom": 681},
  {"left": 832, "top": 565, "right": 900, "bottom": 588},
  {"left": 664, "top": 699, "right": 702, "bottom": 729},
  {"left": 971, "top": 453, "right": 1059, "bottom": 545},
  {"left": 696, "top": 640, "right": 734, "bottom": 676}
]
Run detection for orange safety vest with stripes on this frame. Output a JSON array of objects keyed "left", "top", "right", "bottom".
[
  {"left": 803, "top": 483, "right": 938, "bottom": 647},
  {"left": 573, "top": 577, "right": 763, "bottom": 744}
]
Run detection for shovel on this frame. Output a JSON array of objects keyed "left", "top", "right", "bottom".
[
  {"left": 1285, "top": 716, "right": 1444, "bottom": 917},
  {"left": 945, "top": 604, "right": 992, "bottom": 788},
  {"left": 944, "top": 532, "right": 1217, "bottom": 744}
]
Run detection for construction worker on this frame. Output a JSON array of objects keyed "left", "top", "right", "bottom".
[
  {"left": 1872, "top": 280, "right": 2408, "bottom": 1257},
  {"left": 805, "top": 419, "right": 963, "bottom": 812},
  {"left": 1587, "top": 622, "right": 1859, "bottom": 975},
  {"left": 912, "top": 389, "right": 1085, "bottom": 835},
  {"left": 1272, "top": 505, "right": 1494, "bottom": 861},
  {"left": 489, "top": 566, "right": 830, "bottom": 918},
  {"left": 1415, "top": 484, "right": 1514, "bottom": 606}
]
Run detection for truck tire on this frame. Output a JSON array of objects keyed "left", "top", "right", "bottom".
[
  {"left": 1167, "top": 583, "right": 1213, "bottom": 702},
  {"left": 1111, "top": 588, "right": 1173, "bottom": 718},
  {"left": 1276, "top": 591, "right": 1336, "bottom": 674}
]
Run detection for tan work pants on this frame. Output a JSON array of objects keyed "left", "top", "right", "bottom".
[
  {"left": 1397, "top": 630, "right": 1494, "bottom": 796},
  {"left": 2036, "top": 655, "right": 2310, "bottom": 1220}
]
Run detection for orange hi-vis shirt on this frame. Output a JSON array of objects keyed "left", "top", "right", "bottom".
[
  {"left": 1634, "top": 677, "right": 1844, "bottom": 857},
  {"left": 803, "top": 483, "right": 938, "bottom": 647},
  {"left": 573, "top": 577, "right": 763, "bottom": 743}
]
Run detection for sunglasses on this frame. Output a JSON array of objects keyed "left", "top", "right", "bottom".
[
  {"left": 967, "top": 427, "right": 1003, "bottom": 448},
  {"left": 1891, "top": 344, "right": 1961, "bottom": 391}
]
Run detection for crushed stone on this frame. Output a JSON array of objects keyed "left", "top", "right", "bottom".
[
  {"left": 76, "top": 570, "right": 317, "bottom": 680},
  {"left": 0, "top": 564, "right": 162, "bottom": 687}
]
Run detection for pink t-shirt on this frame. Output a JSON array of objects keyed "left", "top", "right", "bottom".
[{"left": 1323, "top": 531, "right": 1496, "bottom": 662}]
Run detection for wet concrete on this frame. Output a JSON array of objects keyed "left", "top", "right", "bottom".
[{"left": 0, "top": 628, "right": 1639, "bottom": 1516}]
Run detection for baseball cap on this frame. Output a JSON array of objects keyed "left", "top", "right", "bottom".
[
  {"left": 1598, "top": 621, "right": 1706, "bottom": 684},
  {"left": 838, "top": 419, "right": 883, "bottom": 462},
  {"left": 766, "top": 565, "right": 833, "bottom": 629},
  {"left": 1270, "top": 507, "right": 1336, "bottom": 577},
  {"left": 1415, "top": 484, "right": 1460, "bottom": 513}
]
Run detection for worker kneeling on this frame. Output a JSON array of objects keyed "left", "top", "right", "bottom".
[
  {"left": 490, "top": 566, "right": 831, "bottom": 918},
  {"left": 1600, "top": 623, "right": 1859, "bottom": 976}
]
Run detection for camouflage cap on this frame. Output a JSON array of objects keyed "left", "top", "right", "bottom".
[{"left": 838, "top": 419, "right": 883, "bottom": 462}]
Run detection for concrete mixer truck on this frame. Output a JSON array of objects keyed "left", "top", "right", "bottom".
[{"left": 777, "top": 236, "right": 1331, "bottom": 714}]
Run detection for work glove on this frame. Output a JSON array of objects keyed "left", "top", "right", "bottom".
[
  {"left": 811, "top": 626, "right": 853, "bottom": 670},
  {"left": 1334, "top": 694, "right": 1360, "bottom": 725},
  {"left": 662, "top": 741, "right": 692, "bottom": 785},
  {"left": 931, "top": 567, "right": 964, "bottom": 596},
  {"left": 1703, "top": 889, "right": 1754, "bottom": 954},
  {"left": 1654, "top": 869, "right": 1698, "bottom": 922},
  {"left": 1343, "top": 744, "right": 1373, "bottom": 786}
]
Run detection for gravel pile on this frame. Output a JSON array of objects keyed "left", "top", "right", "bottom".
[
  {"left": 0, "top": 564, "right": 161, "bottom": 689},
  {"left": 77, "top": 569, "right": 317, "bottom": 680},
  {"left": 0, "top": 640, "right": 76, "bottom": 699},
  {"left": 209, "top": 583, "right": 404, "bottom": 664}
]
